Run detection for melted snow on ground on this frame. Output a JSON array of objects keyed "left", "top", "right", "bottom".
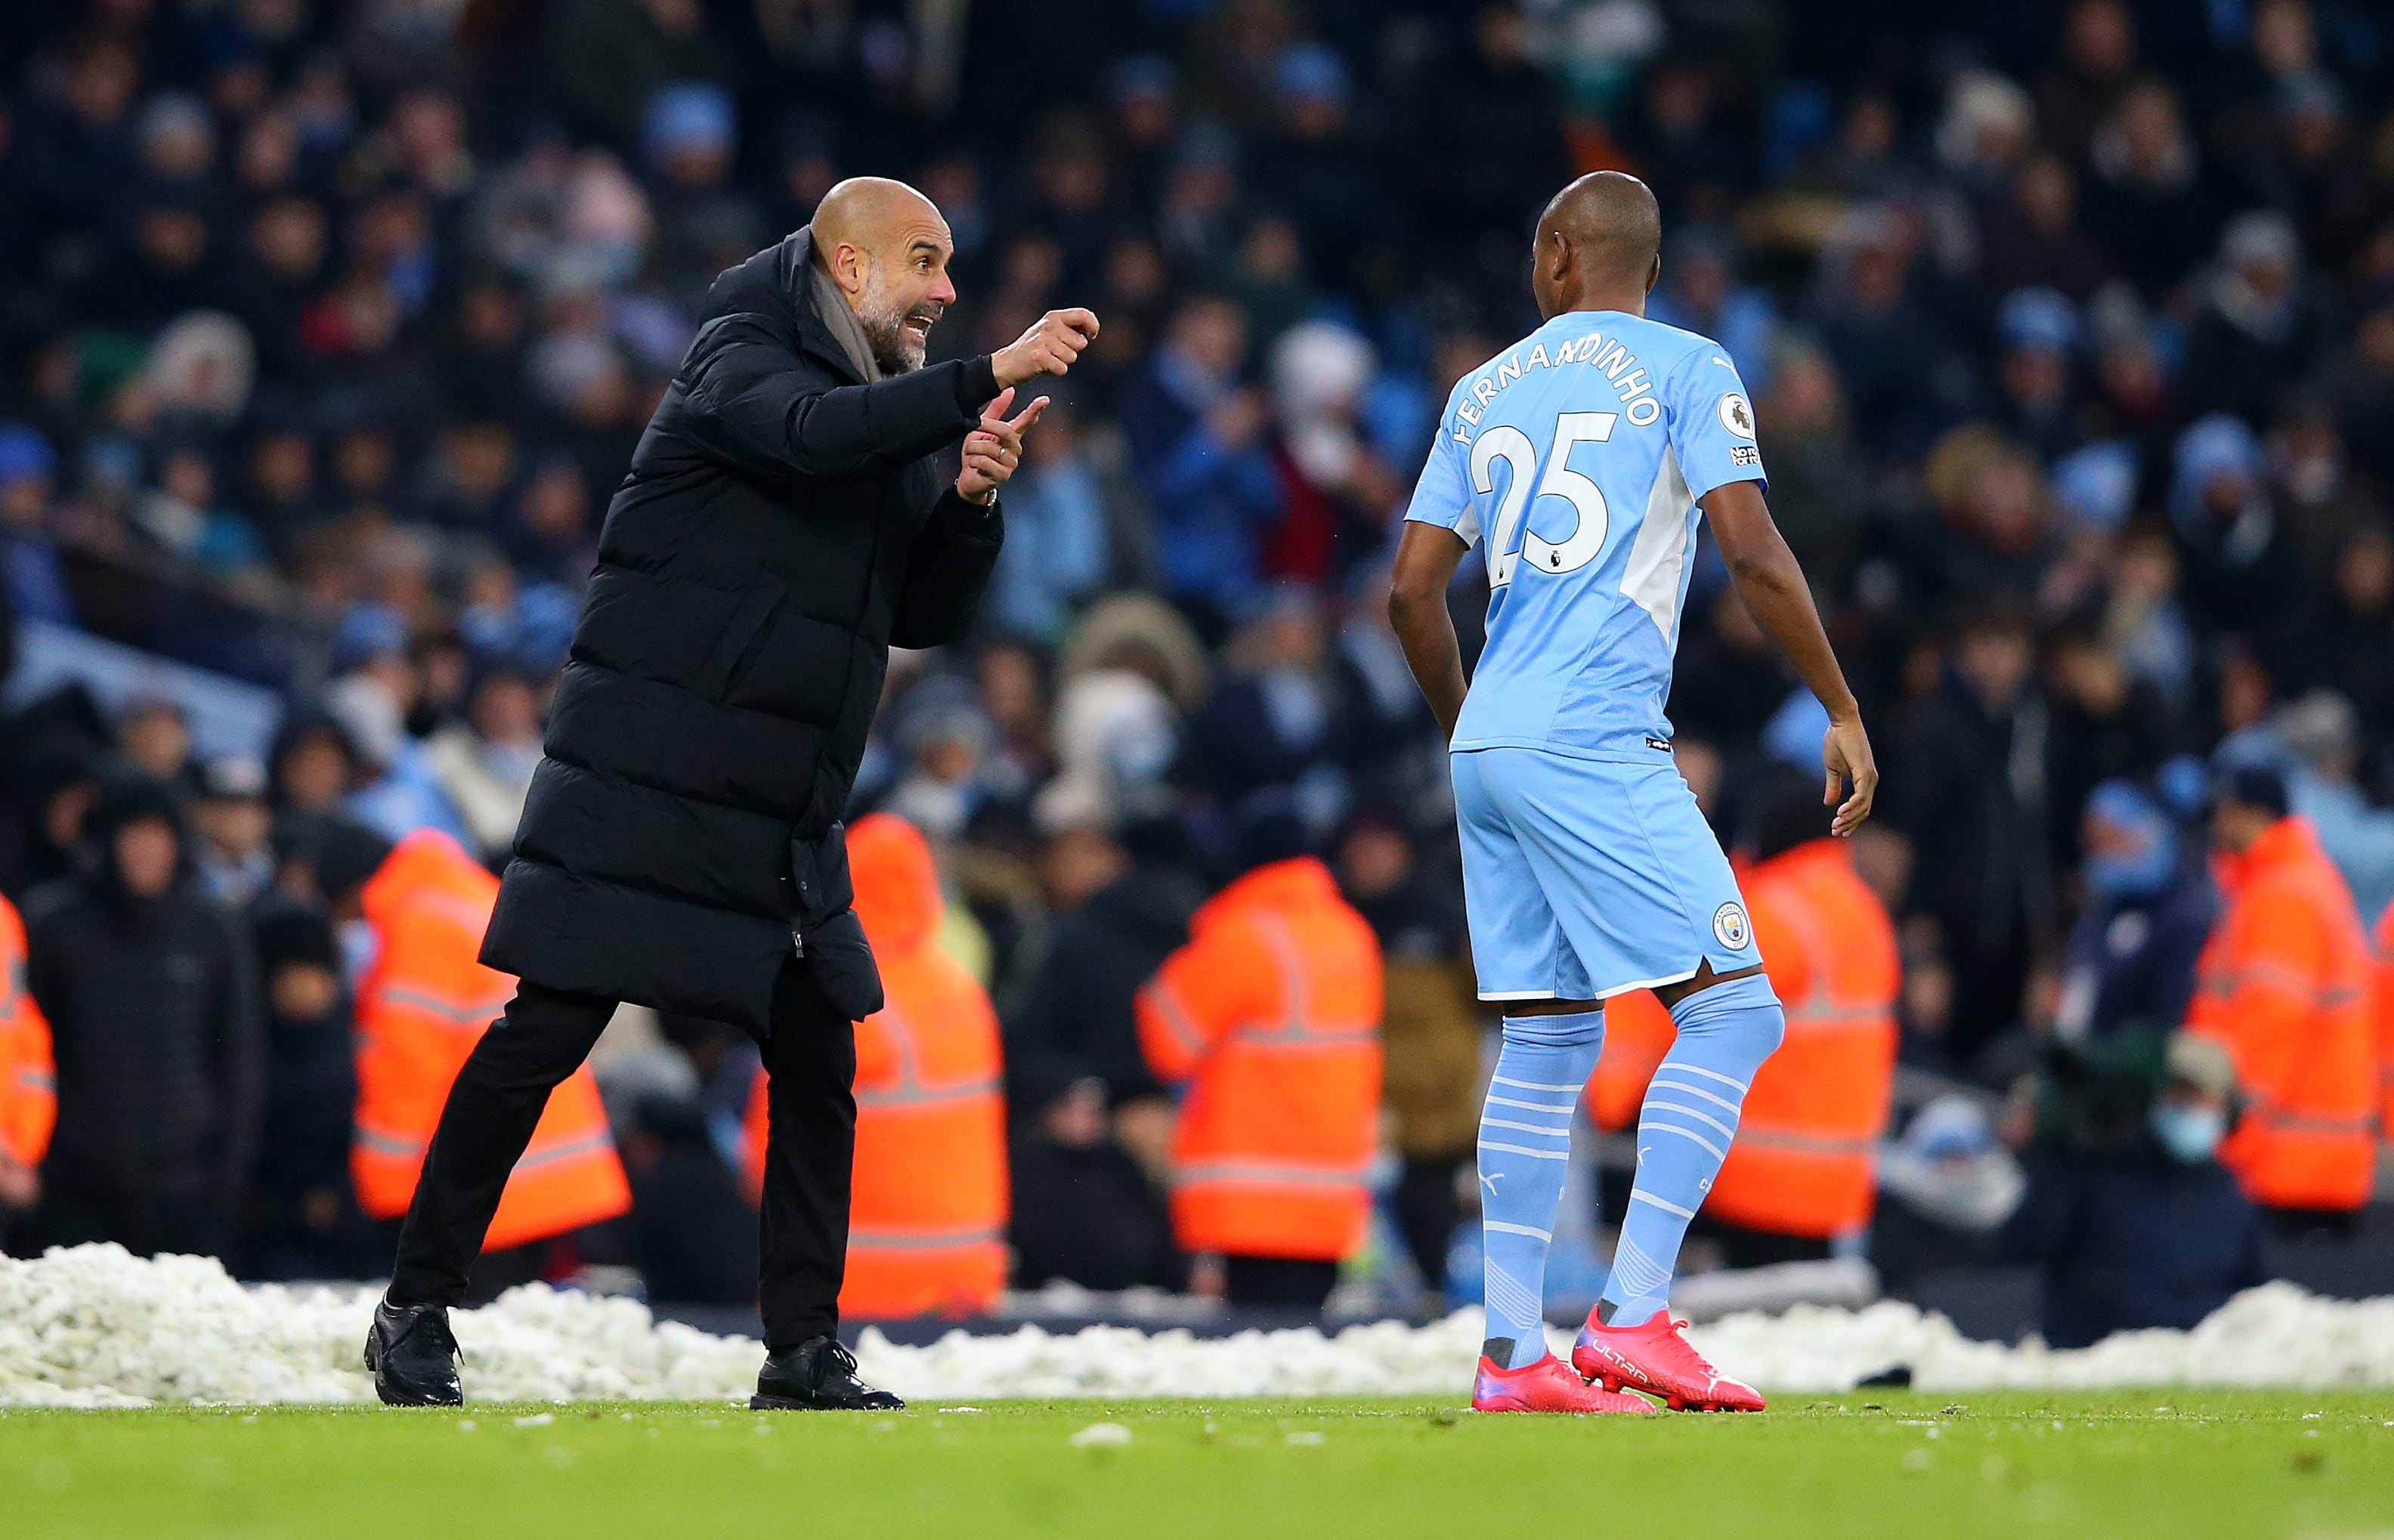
[{"left": 5, "top": 1245, "right": 2392, "bottom": 1407}]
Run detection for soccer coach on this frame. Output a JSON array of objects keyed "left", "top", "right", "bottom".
[{"left": 365, "top": 178, "right": 1096, "bottom": 1410}]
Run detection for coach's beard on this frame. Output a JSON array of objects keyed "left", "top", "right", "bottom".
[{"left": 857, "top": 277, "right": 943, "bottom": 375}]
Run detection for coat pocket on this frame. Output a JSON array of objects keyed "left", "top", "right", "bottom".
[
  {"left": 790, "top": 822, "right": 883, "bottom": 1020},
  {"left": 694, "top": 578, "right": 788, "bottom": 703},
  {"left": 797, "top": 906, "right": 883, "bottom": 1022}
]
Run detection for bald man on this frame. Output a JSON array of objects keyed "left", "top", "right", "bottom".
[
  {"left": 365, "top": 179, "right": 1097, "bottom": 1410},
  {"left": 1386, "top": 172, "right": 1876, "bottom": 1413}
]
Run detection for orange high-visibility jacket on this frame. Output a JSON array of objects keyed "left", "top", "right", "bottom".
[
  {"left": 2374, "top": 900, "right": 2394, "bottom": 1140},
  {"left": 0, "top": 891, "right": 55, "bottom": 1169},
  {"left": 1137, "top": 856, "right": 1383, "bottom": 1260},
  {"left": 1586, "top": 840, "right": 1898, "bottom": 1238},
  {"left": 351, "top": 830, "right": 630, "bottom": 1248},
  {"left": 2185, "top": 817, "right": 2378, "bottom": 1212},
  {"left": 742, "top": 812, "right": 1008, "bottom": 1318}
]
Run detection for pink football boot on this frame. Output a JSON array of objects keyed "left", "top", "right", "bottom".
[
  {"left": 1570, "top": 1309, "right": 1765, "bottom": 1412},
  {"left": 1471, "top": 1352, "right": 1657, "bottom": 1414}
]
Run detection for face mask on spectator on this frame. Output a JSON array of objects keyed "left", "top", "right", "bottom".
[
  {"left": 2084, "top": 837, "right": 2174, "bottom": 901},
  {"left": 2150, "top": 1101, "right": 2225, "bottom": 1164}
]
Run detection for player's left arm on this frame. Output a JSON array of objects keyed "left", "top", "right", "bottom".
[
  {"left": 1672, "top": 351, "right": 1875, "bottom": 833},
  {"left": 1703, "top": 481, "right": 1876, "bottom": 835}
]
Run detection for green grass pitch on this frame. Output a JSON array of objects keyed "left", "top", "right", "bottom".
[{"left": 5, "top": 1392, "right": 2392, "bottom": 1538}]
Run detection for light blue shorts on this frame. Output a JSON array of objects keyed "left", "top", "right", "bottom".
[{"left": 1451, "top": 746, "right": 1755, "bottom": 1003}]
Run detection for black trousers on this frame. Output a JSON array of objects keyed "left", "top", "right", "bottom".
[{"left": 388, "top": 965, "right": 857, "bottom": 1349}]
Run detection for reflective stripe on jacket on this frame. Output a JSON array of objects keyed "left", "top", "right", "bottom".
[
  {"left": 1585, "top": 840, "right": 1898, "bottom": 1238},
  {"left": 0, "top": 892, "right": 54, "bottom": 1168},
  {"left": 1137, "top": 857, "right": 1383, "bottom": 1260},
  {"left": 2374, "top": 901, "right": 2394, "bottom": 1140},
  {"left": 2186, "top": 817, "right": 2378, "bottom": 1212},
  {"left": 351, "top": 830, "right": 630, "bottom": 1248},
  {"left": 743, "top": 812, "right": 1007, "bottom": 1318}
]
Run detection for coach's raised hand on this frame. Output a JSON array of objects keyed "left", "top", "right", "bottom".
[
  {"left": 993, "top": 308, "right": 1099, "bottom": 386},
  {"left": 956, "top": 387, "right": 1047, "bottom": 505}
]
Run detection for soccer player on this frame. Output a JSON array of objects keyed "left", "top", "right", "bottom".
[{"left": 1387, "top": 172, "right": 1876, "bottom": 1414}]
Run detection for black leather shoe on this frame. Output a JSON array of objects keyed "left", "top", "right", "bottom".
[
  {"left": 365, "top": 1299, "right": 463, "bottom": 1407},
  {"left": 751, "top": 1336, "right": 903, "bottom": 1411}
]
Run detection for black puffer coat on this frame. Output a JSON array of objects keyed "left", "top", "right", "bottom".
[
  {"left": 481, "top": 229, "right": 1004, "bottom": 1035},
  {"left": 22, "top": 868, "right": 262, "bottom": 1213}
]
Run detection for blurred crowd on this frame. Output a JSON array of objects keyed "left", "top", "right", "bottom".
[{"left": 4, "top": 0, "right": 2394, "bottom": 1326}]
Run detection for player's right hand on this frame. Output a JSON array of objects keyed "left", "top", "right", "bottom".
[
  {"left": 1823, "top": 715, "right": 1877, "bottom": 836},
  {"left": 993, "top": 308, "right": 1100, "bottom": 386}
]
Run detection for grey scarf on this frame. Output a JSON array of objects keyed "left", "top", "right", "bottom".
[{"left": 794, "top": 224, "right": 883, "bottom": 383}]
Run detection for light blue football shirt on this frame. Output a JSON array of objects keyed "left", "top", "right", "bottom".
[{"left": 1403, "top": 309, "right": 1768, "bottom": 760}]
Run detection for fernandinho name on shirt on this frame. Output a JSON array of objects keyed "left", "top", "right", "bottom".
[{"left": 1449, "top": 326, "right": 1664, "bottom": 447}]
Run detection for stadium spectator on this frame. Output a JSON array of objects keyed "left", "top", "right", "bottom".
[
  {"left": 420, "top": 657, "right": 544, "bottom": 869},
  {"left": 19, "top": 776, "right": 263, "bottom": 1260},
  {"left": 1888, "top": 604, "right": 2049, "bottom": 1077},
  {"left": 2052, "top": 779, "right": 2215, "bottom": 1042},
  {"left": 1001, "top": 810, "right": 1192, "bottom": 1293},
  {"left": 238, "top": 899, "right": 367, "bottom": 1282},
  {"left": 982, "top": 396, "right": 1144, "bottom": 644},
  {"left": 1115, "top": 294, "right": 1281, "bottom": 629},
  {"left": 2000, "top": 1031, "right": 2272, "bottom": 1349},
  {"left": 0, "top": 425, "right": 76, "bottom": 629},
  {"left": 188, "top": 755, "right": 276, "bottom": 907},
  {"left": 1184, "top": 586, "right": 1352, "bottom": 829},
  {"left": 618, "top": 1088, "right": 760, "bottom": 1308}
]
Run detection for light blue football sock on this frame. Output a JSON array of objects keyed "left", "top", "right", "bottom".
[
  {"left": 1480, "top": 1009, "right": 1604, "bottom": 1369},
  {"left": 1600, "top": 973, "right": 1786, "bottom": 1326}
]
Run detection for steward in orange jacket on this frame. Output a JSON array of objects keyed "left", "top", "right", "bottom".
[
  {"left": 0, "top": 890, "right": 55, "bottom": 1224},
  {"left": 329, "top": 825, "right": 629, "bottom": 1251},
  {"left": 1137, "top": 834, "right": 1382, "bottom": 1304},
  {"left": 2186, "top": 768, "right": 2377, "bottom": 1218},
  {"left": 743, "top": 813, "right": 1007, "bottom": 1318},
  {"left": 1588, "top": 792, "right": 1898, "bottom": 1248}
]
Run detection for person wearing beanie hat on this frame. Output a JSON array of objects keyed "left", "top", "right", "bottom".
[
  {"left": 190, "top": 755, "right": 274, "bottom": 907},
  {"left": 2052, "top": 778, "right": 2216, "bottom": 1043},
  {"left": 1993, "top": 286, "right": 2081, "bottom": 464},
  {"left": 17, "top": 775, "right": 264, "bottom": 1263},
  {"left": 2169, "top": 413, "right": 2300, "bottom": 635}
]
